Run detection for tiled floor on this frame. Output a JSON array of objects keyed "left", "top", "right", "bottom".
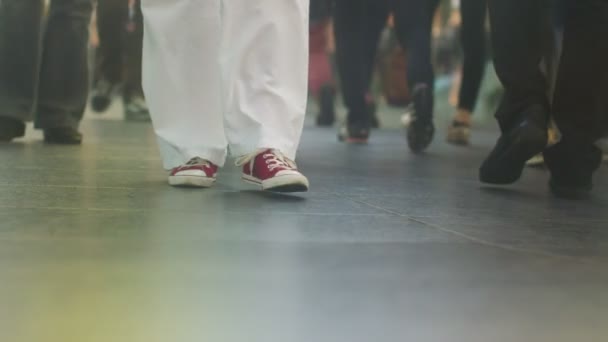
[{"left": 1, "top": 101, "right": 607, "bottom": 342}]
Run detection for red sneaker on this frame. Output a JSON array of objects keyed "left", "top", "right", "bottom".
[
  {"left": 169, "top": 157, "right": 218, "bottom": 188},
  {"left": 237, "top": 149, "right": 309, "bottom": 192}
]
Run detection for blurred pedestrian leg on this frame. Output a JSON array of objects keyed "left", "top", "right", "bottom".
[{"left": 0, "top": 0, "right": 94, "bottom": 144}]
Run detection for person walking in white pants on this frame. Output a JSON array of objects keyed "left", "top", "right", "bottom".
[{"left": 141, "top": 0, "right": 310, "bottom": 192}]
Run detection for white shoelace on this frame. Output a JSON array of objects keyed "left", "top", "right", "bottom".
[
  {"left": 235, "top": 149, "right": 296, "bottom": 171},
  {"left": 185, "top": 157, "right": 210, "bottom": 168}
]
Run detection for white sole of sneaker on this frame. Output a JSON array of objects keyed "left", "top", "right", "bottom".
[
  {"left": 169, "top": 175, "right": 215, "bottom": 188},
  {"left": 242, "top": 174, "right": 309, "bottom": 193}
]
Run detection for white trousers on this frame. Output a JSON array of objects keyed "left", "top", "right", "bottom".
[{"left": 141, "top": 0, "right": 309, "bottom": 168}]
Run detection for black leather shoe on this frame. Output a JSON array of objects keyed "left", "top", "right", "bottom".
[
  {"left": 44, "top": 127, "right": 83, "bottom": 145},
  {"left": 90, "top": 79, "right": 115, "bottom": 113},
  {"left": 406, "top": 85, "right": 435, "bottom": 153},
  {"left": 480, "top": 106, "right": 548, "bottom": 185},
  {"left": 407, "top": 120, "right": 435, "bottom": 153},
  {"left": 549, "top": 176, "right": 593, "bottom": 200},
  {"left": 544, "top": 141, "right": 602, "bottom": 199},
  {"left": 0, "top": 117, "right": 26, "bottom": 142}
]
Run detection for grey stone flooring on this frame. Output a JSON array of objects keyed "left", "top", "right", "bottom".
[{"left": 1, "top": 104, "right": 607, "bottom": 342}]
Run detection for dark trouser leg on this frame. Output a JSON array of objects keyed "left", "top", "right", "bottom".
[
  {"left": 124, "top": 0, "right": 144, "bottom": 100},
  {"left": 333, "top": 0, "right": 389, "bottom": 125},
  {"left": 392, "top": 0, "right": 437, "bottom": 120},
  {"left": 487, "top": 0, "right": 550, "bottom": 132},
  {"left": 95, "top": 0, "right": 127, "bottom": 86},
  {"left": 36, "top": 0, "right": 94, "bottom": 129},
  {"left": 544, "top": 0, "right": 608, "bottom": 196},
  {"left": 480, "top": 0, "right": 551, "bottom": 184},
  {"left": 552, "top": 0, "right": 608, "bottom": 145},
  {"left": 458, "top": 0, "right": 487, "bottom": 113},
  {"left": 0, "top": 0, "right": 44, "bottom": 122}
]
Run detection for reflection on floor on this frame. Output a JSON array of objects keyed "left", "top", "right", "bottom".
[{"left": 1, "top": 105, "right": 607, "bottom": 342}]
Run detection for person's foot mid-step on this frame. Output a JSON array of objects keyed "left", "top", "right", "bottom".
[
  {"left": 480, "top": 104, "right": 548, "bottom": 185},
  {"left": 406, "top": 84, "right": 435, "bottom": 153},
  {"left": 238, "top": 149, "right": 309, "bottom": 193},
  {"left": 169, "top": 157, "right": 218, "bottom": 188}
]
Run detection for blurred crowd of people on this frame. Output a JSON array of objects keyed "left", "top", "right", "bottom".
[
  {"left": 0, "top": 0, "right": 606, "bottom": 198},
  {"left": 89, "top": 0, "right": 149, "bottom": 122}
]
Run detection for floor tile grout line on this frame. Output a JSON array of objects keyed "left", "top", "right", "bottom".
[
  {"left": 0, "top": 204, "right": 391, "bottom": 217},
  {"left": 331, "top": 191, "right": 593, "bottom": 264},
  {"left": 0, "top": 183, "right": 141, "bottom": 191},
  {"left": 326, "top": 192, "right": 403, "bottom": 218},
  {"left": 0, "top": 183, "right": 344, "bottom": 197},
  {"left": 0, "top": 167, "right": 160, "bottom": 174},
  {"left": 0, "top": 156, "right": 163, "bottom": 162}
]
